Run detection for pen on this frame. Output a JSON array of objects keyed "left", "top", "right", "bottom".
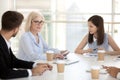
[
  {"left": 66, "top": 61, "right": 79, "bottom": 65},
  {"left": 93, "top": 48, "right": 97, "bottom": 51}
]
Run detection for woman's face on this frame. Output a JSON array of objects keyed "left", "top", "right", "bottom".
[
  {"left": 31, "top": 16, "right": 44, "bottom": 32},
  {"left": 88, "top": 21, "right": 97, "bottom": 34}
]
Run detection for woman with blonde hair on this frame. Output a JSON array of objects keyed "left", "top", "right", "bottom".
[{"left": 17, "top": 11, "right": 68, "bottom": 61}]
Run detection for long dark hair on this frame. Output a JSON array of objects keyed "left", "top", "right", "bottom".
[{"left": 88, "top": 15, "right": 104, "bottom": 45}]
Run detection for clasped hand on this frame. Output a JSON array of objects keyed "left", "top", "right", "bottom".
[
  {"left": 103, "top": 65, "right": 120, "bottom": 78},
  {"left": 32, "top": 63, "right": 52, "bottom": 76}
]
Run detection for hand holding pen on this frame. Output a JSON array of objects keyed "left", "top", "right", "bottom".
[
  {"left": 61, "top": 50, "right": 69, "bottom": 56},
  {"left": 54, "top": 50, "right": 69, "bottom": 59},
  {"left": 84, "top": 48, "right": 93, "bottom": 53}
]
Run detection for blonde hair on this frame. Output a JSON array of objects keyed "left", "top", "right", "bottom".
[{"left": 25, "top": 11, "right": 45, "bottom": 32}]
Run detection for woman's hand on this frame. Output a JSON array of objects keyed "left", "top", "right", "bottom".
[
  {"left": 53, "top": 50, "right": 69, "bottom": 59},
  {"left": 60, "top": 50, "right": 69, "bottom": 56},
  {"left": 81, "top": 48, "right": 93, "bottom": 54},
  {"left": 53, "top": 54, "right": 64, "bottom": 59}
]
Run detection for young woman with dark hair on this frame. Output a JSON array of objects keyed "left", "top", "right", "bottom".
[{"left": 75, "top": 15, "right": 120, "bottom": 55}]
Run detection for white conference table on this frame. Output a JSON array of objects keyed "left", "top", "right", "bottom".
[{"left": 10, "top": 53, "right": 120, "bottom": 80}]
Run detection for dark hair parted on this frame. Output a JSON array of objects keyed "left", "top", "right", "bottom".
[
  {"left": 88, "top": 15, "right": 104, "bottom": 45},
  {"left": 1, "top": 11, "right": 24, "bottom": 31}
]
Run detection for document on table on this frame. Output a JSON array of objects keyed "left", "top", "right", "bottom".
[
  {"left": 113, "top": 56, "right": 120, "bottom": 61},
  {"left": 54, "top": 53, "right": 80, "bottom": 65},
  {"left": 83, "top": 53, "right": 98, "bottom": 57}
]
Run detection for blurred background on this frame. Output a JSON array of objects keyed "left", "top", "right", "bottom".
[{"left": 0, "top": 0, "right": 120, "bottom": 54}]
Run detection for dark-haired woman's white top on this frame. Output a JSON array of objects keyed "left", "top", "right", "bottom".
[{"left": 88, "top": 33, "right": 109, "bottom": 54}]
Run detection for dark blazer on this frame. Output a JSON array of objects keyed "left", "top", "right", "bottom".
[{"left": 0, "top": 34, "right": 34, "bottom": 79}]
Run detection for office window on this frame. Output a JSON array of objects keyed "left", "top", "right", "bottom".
[{"left": 12, "top": 0, "right": 120, "bottom": 53}]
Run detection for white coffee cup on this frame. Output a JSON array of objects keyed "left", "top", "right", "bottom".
[
  {"left": 97, "top": 50, "right": 105, "bottom": 61},
  {"left": 56, "top": 60, "right": 65, "bottom": 73},
  {"left": 91, "top": 66, "right": 100, "bottom": 79},
  {"left": 46, "top": 50, "right": 54, "bottom": 61}
]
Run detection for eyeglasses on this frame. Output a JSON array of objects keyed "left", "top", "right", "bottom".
[{"left": 32, "top": 20, "right": 44, "bottom": 25}]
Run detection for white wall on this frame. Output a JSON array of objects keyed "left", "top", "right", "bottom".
[{"left": 0, "top": 0, "right": 13, "bottom": 28}]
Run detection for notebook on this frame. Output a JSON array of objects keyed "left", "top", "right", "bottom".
[
  {"left": 113, "top": 56, "right": 120, "bottom": 61},
  {"left": 83, "top": 53, "right": 98, "bottom": 57},
  {"left": 53, "top": 53, "right": 80, "bottom": 65}
]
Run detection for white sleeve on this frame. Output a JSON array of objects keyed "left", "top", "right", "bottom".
[
  {"left": 27, "top": 69, "right": 32, "bottom": 77},
  {"left": 117, "top": 72, "right": 120, "bottom": 79},
  {"left": 27, "top": 62, "right": 38, "bottom": 77},
  {"left": 32, "top": 62, "right": 38, "bottom": 68}
]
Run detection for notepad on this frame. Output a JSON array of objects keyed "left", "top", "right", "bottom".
[
  {"left": 65, "top": 53, "right": 80, "bottom": 65},
  {"left": 83, "top": 53, "right": 98, "bottom": 57},
  {"left": 113, "top": 56, "right": 120, "bottom": 61},
  {"left": 53, "top": 59, "right": 79, "bottom": 65},
  {"left": 53, "top": 53, "right": 80, "bottom": 65},
  {"left": 65, "top": 60, "right": 79, "bottom": 65}
]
